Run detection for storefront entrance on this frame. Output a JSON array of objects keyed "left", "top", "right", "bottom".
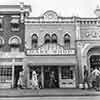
[
  {"left": 14, "top": 65, "right": 23, "bottom": 88},
  {"left": 90, "top": 55, "right": 100, "bottom": 71},
  {"left": 44, "top": 66, "right": 59, "bottom": 88},
  {"left": 28, "top": 65, "right": 76, "bottom": 88}
]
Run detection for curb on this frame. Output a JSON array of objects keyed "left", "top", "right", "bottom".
[{"left": 0, "top": 93, "right": 100, "bottom": 98}]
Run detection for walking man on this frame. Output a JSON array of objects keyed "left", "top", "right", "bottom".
[{"left": 83, "top": 65, "right": 90, "bottom": 89}]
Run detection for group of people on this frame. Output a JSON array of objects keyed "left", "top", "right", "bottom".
[
  {"left": 83, "top": 65, "right": 100, "bottom": 91},
  {"left": 17, "top": 70, "right": 40, "bottom": 90},
  {"left": 17, "top": 65, "right": 100, "bottom": 91},
  {"left": 17, "top": 70, "right": 56, "bottom": 89}
]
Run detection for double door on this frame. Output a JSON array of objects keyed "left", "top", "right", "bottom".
[
  {"left": 14, "top": 65, "right": 23, "bottom": 88},
  {"left": 44, "top": 66, "right": 59, "bottom": 88}
]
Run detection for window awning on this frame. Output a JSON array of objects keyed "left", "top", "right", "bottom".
[{"left": 10, "top": 19, "right": 19, "bottom": 24}]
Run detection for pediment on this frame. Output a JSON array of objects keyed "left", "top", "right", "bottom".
[{"left": 43, "top": 10, "right": 58, "bottom": 21}]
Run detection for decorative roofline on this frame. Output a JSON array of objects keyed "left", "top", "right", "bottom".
[{"left": 0, "top": 2, "right": 31, "bottom": 15}]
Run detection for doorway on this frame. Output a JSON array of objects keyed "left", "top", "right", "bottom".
[
  {"left": 44, "top": 66, "right": 59, "bottom": 88},
  {"left": 14, "top": 65, "right": 23, "bottom": 88},
  {"left": 90, "top": 55, "right": 100, "bottom": 70}
]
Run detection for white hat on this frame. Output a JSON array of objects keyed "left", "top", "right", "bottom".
[{"left": 32, "top": 71, "right": 36, "bottom": 75}]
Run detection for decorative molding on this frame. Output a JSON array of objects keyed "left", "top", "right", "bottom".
[
  {"left": 8, "top": 35, "right": 22, "bottom": 45},
  {"left": 43, "top": 10, "right": 58, "bottom": 21},
  {"left": 77, "top": 41, "right": 85, "bottom": 48},
  {"left": 86, "top": 32, "right": 100, "bottom": 39}
]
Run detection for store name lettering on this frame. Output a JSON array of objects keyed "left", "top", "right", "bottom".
[{"left": 26, "top": 49, "right": 75, "bottom": 55}]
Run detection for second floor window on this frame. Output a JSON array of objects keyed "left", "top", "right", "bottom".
[
  {"left": 52, "top": 34, "right": 57, "bottom": 43},
  {"left": 64, "top": 34, "right": 70, "bottom": 48},
  {"left": 44, "top": 34, "right": 51, "bottom": 44},
  {"left": 9, "top": 36, "right": 21, "bottom": 52},
  {"left": 0, "top": 18, "right": 3, "bottom": 31},
  {"left": 32, "top": 34, "right": 38, "bottom": 48},
  {"left": 10, "top": 18, "right": 19, "bottom": 31}
]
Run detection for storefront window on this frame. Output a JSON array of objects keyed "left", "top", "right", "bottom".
[
  {"left": 0, "top": 65, "right": 12, "bottom": 82},
  {"left": 61, "top": 66, "right": 73, "bottom": 79}
]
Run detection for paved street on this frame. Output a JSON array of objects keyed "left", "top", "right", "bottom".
[
  {"left": 0, "top": 96, "right": 100, "bottom": 100},
  {"left": 0, "top": 89, "right": 100, "bottom": 97}
]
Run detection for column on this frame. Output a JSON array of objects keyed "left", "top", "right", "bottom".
[
  {"left": 76, "top": 42, "right": 83, "bottom": 87},
  {"left": 58, "top": 66, "right": 61, "bottom": 88},
  {"left": 41, "top": 66, "right": 44, "bottom": 88},
  {"left": 12, "top": 59, "right": 15, "bottom": 88}
]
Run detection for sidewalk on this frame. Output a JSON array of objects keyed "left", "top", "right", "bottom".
[{"left": 0, "top": 88, "right": 100, "bottom": 97}]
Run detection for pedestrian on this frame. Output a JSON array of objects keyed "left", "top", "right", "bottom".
[
  {"left": 82, "top": 65, "right": 90, "bottom": 89},
  {"left": 31, "top": 70, "right": 39, "bottom": 90},
  {"left": 49, "top": 71, "right": 56, "bottom": 88},
  {"left": 38, "top": 73, "right": 42, "bottom": 89},
  {"left": 17, "top": 71, "right": 25, "bottom": 89},
  {"left": 92, "top": 66, "right": 100, "bottom": 91}
]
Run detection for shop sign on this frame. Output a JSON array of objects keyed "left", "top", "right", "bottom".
[{"left": 26, "top": 49, "right": 75, "bottom": 56}]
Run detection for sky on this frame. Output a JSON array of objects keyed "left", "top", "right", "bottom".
[{"left": 0, "top": 0, "right": 100, "bottom": 17}]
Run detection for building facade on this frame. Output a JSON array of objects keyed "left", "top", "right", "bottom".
[
  {"left": 0, "top": 3, "right": 31, "bottom": 88},
  {"left": 0, "top": 3, "right": 100, "bottom": 89},
  {"left": 25, "top": 11, "right": 77, "bottom": 88}
]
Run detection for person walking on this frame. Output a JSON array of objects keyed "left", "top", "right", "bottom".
[
  {"left": 83, "top": 65, "right": 90, "bottom": 89},
  {"left": 17, "top": 71, "right": 25, "bottom": 89},
  {"left": 92, "top": 66, "right": 100, "bottom": 91},
  {"left": 49, "top": 71, "right": 56, "bottom": 88},
  {"left": 31, "top": 70, "right": 39, "bottom": 90},
  {"left": 38, "top": 72, "right": 42, "bottom": 89}
]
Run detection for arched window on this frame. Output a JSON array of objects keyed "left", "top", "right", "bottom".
[
  {"left": 44, "top": 34, "right": 51, "bottom": 44},
  {"left": 32, "top": 34, "right": 38, "bottom": 48},
  {"left": 64, "top": 34, "right": 70, "bottom": 48},
  {"left": 0, "top": 36, "right": 4, "bottom": 47},
  {"left": 9, "top": 36, "right": 22, "bottom": 52},
  {"left": 52, "top": 34, "right": 57, "bottom": 43},
  {"left": 9, "top": 36, "right": 21, "bottom": 47}
]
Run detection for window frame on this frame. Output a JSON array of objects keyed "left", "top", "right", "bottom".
[
  {"left": 31, "top": 34, "right": 38, "bottom": 48},
  {"left": 44, "top": 34, "right": 51, "bottom": 44}
]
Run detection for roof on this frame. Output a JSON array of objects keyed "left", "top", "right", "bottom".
[{"left": 0, "top": 4, "right": 31, "bottom": 14}]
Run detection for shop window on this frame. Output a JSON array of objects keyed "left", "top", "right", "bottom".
[
  {"left": 10, "top": 18, "right": 20, "bottom": 31},
  {"left": 64, "top": 34, "right": 70, "bottom": 48},
  {"left": 32, "top": 34, "right": 38, "bottom": 48},
  {"left": 0, "top": 65, "right": 12, "bottom": 82},
  {"left": 61, "top": 66, "right": 73, "bottom": 79},
  {"left": 44, "top": 34, "right": 51, "bottom": 44},
  {"left": 52, "top": 34, "right": 57, "bottom": 43}
]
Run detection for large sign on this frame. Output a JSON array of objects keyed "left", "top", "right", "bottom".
[{"left": 26, "top": 49, "right": 75, "bottom": 56}]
